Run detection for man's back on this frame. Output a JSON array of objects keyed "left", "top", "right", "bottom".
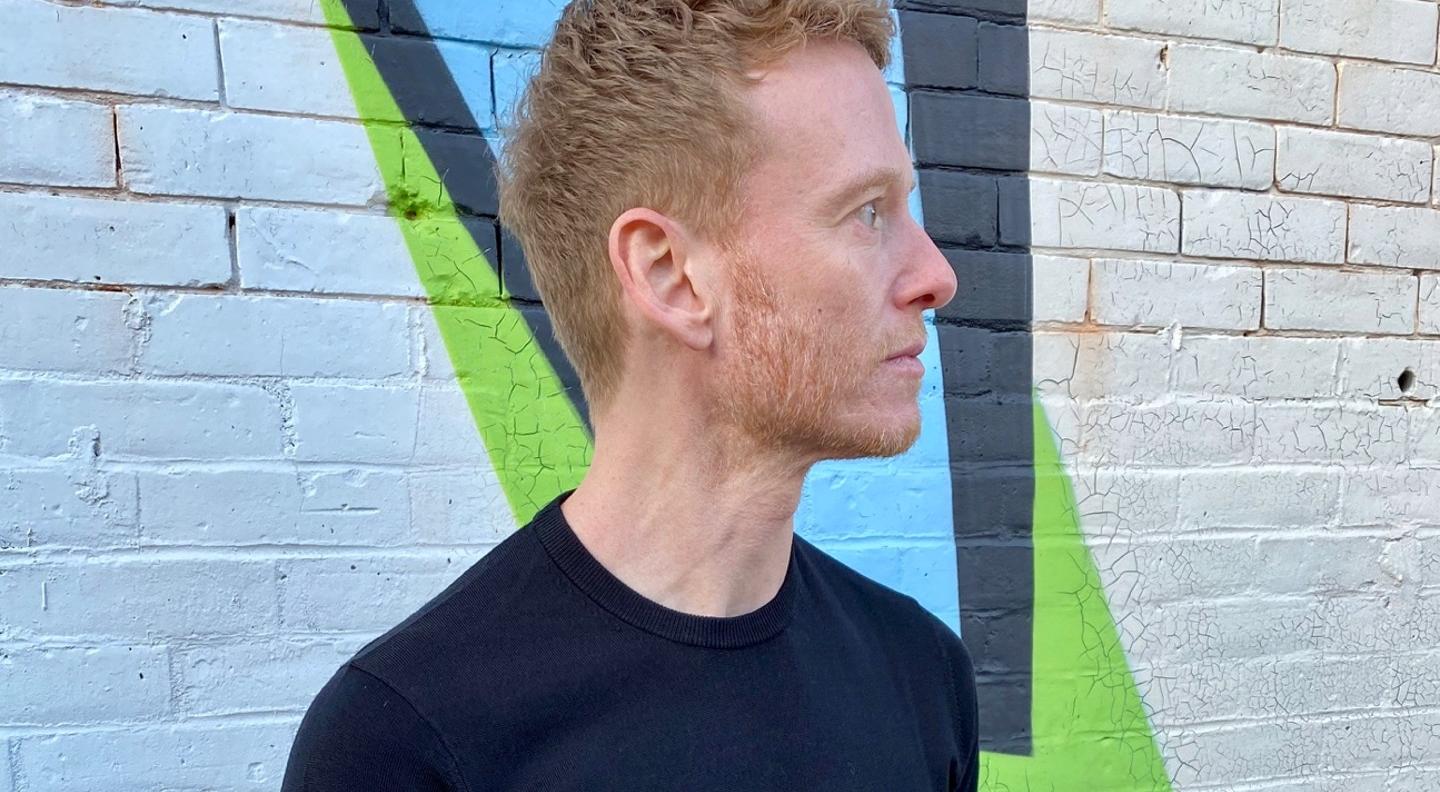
[{"left": 282, "top": 487, "right": 979, "bottom": 791}]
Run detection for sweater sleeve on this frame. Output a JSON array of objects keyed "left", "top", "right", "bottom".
[{"left": 281, "top": 663, "right": 466, "bottom": 792}]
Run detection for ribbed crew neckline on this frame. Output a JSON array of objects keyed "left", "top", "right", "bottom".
[{"left": 529, "top": 488, "right": 802, "bottom": 649}]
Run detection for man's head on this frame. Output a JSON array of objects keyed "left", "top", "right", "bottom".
[{"left": 497, "top": 0, "right": 956, "bottom": 463}]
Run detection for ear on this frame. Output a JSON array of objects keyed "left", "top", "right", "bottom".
[{"left": 607, "top": 207, "right": 715, "bottom": 352}]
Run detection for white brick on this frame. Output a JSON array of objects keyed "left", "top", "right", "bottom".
[
  {"left": 137, "top": 293, "right": 410, "bottom": 378},
  {"left": 409, "top": 469, "right": 516, "bottom": 546},
  {"left": 0, "top": 0, "right": 217, "bottom": 100},
  {"left": 236, "top": 206, "right": 425, "bottom": 297},
  {"left": 1173, "top": 336, "right": 1340, "bottom": 399},
  {"left": 173, "top": 638, "right": 367, "bottom": 715},
  {"left": 1182, "top": 189, "right": 1346, "bottom": 263},
  {"left": 1107, "top": 0, "right": 1278, "bottom": 45},
  {"left": 1081, "top": 398, "right": 1256, "bottom": 467},
  {"left": 1422, "top": 274, "right": 1440, "bottom": 335},
  {"left": 1255, "top": 403, "right": 1408, "bottom": 465},
  {"left": 1408, "top": 405, "right": 1440, "bottom": 464},
  {"left": 1029, "top": 29, "right": 1167, "bottom": 110},
  {"left": 1265, "top": 267, "right": 1416, "bottom": 335},
  {"left": 0, "top": 560, "right": 276, "bottom": 640},
  {"left": 1069, "top": 467, "right": 1180, "bottom": 540},
  {"left": 1031, "top": 0, "right": 1100, "bottom": 23},
  {"left": 1091, "top": 258, "right": 1261, "bottom": 330},
  {"left": 0, "top": 192, "right": 229, "bottom": 286},
  {"left": 0, "top": 379, "right": 283, "bottom": 460},
  {"left": 1102, "top": 110, "right": 1275, "bottom": 190},
  {"left": 118, "top": 105, "right": 385, "bottom": 204},
  {"left": 290, "top": 383, "right": 419, "bottom": 463},
  {"left": 13, "top": 722, "right": 294, "bottom": 790},
  {"left": 116, "top": 0, "right": 378, "bottom": 27},
  {"left": 1025, "top": 178, "right": 1179, "bottom": 253},
  {"left": 1030, "top": 101, "right": 1103, "bottom": 176},
  {"left": 1348, "top": 204, "right": 1440, "bottom": 270},
  {"left": 1339, "top": 338, "right": 1440, "bottom": 399},
  {"left": 1, "top": 466, "right": 138, "bottom": 549},
  {"left": 1171, "top": 44, "right": 1335, "bottom": 124},
  {"left": 0, "top": 91, "right": 114, "bottom": 187},
  {"left": 1033, "top": 331, "right": 1173, "bottom": 402},
  {"left": 1338, "top": 62, "right": 1440, "bottom": 137},
  {"left": 1177, "top": 468, "right": 1340, "bottom": 528},
  {"left": 1032, "top": 255, "right": 1089, "bottom": 323},
  {"left": 1342, "top": 467, "right": 1440, "bottom": 527},
  {"left": 0, "top": 645, "right": 168, "bottom": 724},
  {"left": 137, "top": 468, "right": 410, "bottom": 545},
  {"left": 413, "top": 385, "right": 486, "bottom": 464},
  {"left": 0, "top": 287, "right": 134, "bottom": 374},
  {"left": 1277, "top": 127, "right": 1433, "bottom": 203},
  {"left": 278, "top": 554, "right": 481, "bottom": 632},
  {"left": 1280, "top": 0, "right": 1438, "bottom": 64}
]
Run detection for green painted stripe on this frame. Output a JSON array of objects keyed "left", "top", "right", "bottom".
[{"left": 321, "top": 0, "right": 591, "bottom": 525}]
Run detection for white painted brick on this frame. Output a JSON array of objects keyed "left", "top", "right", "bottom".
[
  {"left": 1348, "top": 204, "right": 1440, "bottom": 270},
  {"left": 137, "top": 293, "right": 410, "bottom": 378},
  {"left": 1277, "top": 126, "right": 1433, "bottom": 203},
  {"left": 1409, "top": 405, "right": 1440, "bottom": 464},
  {"left": 277, "top": 554, "right": 482, "bottom": 632},
  {"left": 1339, "top": 338, "right": 1440, "bottom": 400},
  {"left": 1107, "top": 0, "right": 1278, "bottom": 45},
  {"left": 1177, "top": 467, "right": 1340, "bottom": 528},
  {"left": 0, "top": 645, "right": 168, "bottom": 725},
  {"left": 1264, "top": 267, "right": 1416, "bottom": 335},
  {"left": 1170, "top": 44, "right": 1335, "bottom": 124},
  {"left": 1102, "top": 110, "right": 1275, "bottom": 190},
  {"left": 1031, "top": 0, "right": 1100, "bottom": 23},
  {"left": 1338, "top": 62, "right": 1440, "bottom": 137},
  {"left": 12, "top": 722, "right": 294, "bottom": 790},
  {"left": 1254, "top": 403, "right": 1408, "bottom": 465},
  {"left": 1173, "top": 336, "right": 1340, "bottom": 399},
  {"left": 1280, "top": 0, "right": 1438, "bottom": 64},
  {"left": 137, "top": 468, "right": 410, "bottom": 546},
  {"left": 1070, "top": 467, "right": 1181, "bottom": 540},
  {"left": 1081, "top": 398, "right": 1256, "bottom": 467},
  {"left": 1185, "top": 711, "right": 1439, "bottom": 781},
  {"left": 236, "top": 206, "right": 425, "bottom": 297},
  {"left": 1030, "top": 101, "right": 1103, "bottom": 176},
  {"left": 409, "top": 469, "right": 517, "bottom": 546},
  {"left": 1182, "top": 189, "right": 1346, "bottom": 263},
  {"left": 417, "top": 304, "right": 457, "bottom": 381},
  {"left": 1033, "top": 331, "right": 1173, "bottom": 402},
  {"left": 1029, "top": 28, "right": 1168, "bottom": 110},
  {"left": 113, "top": 0, "right": 377, "bottom": 27},
  {"left": 0, "top": 560, "right": 276, "bottom": 640},
  {"left": 1, "top": 466, "right": 138, "bottom": 549},
  {"left": 1, "top": 744, "right": 10, "bottom": 792},
  {"left": 173, "top": 637, "right": 367, "bottom": 715},
  {"left": 0, "top": 91, "right": 114, "bottom": 187},
  {"left": 290, "top": 383, "right": 419, "bottom": 463},
  {"left": 0, "top": 287, "right": 134, "bottom": 374},
  {"left": 1422, "top": 274, "right": 1440, "bottom": 335},
  {"left": 1091, "top": 258, "right": 1261, "bottom": 330},
  {"left": 1345, "top": 468, "right": 1440, "bottom": 527},
  {"left": 0, "top": 192, "right": 230, "bottom": 286},
  {"left": 0, "top": 380, "right": 283, "bottom": 460},
  {"left": 413, "top": 385, "right": 486, "bottom": 464},
  {"left": 118, "top": 105, "right": 385, "bottom": 204},
  {"left": 1031, "top": 255, "right": 1089, "bottom": 323},
  {"left": 1024, "top": 177, "right": 1179, "bottom": 253},
  {"left": 0, "top": 0, "right": 217, "bottom": 100}
]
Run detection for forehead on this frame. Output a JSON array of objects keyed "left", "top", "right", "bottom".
[{"left": 742, "top": 40, "right": 912, "bottom": 204}]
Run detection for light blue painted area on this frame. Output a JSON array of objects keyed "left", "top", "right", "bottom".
[
  {"left": 432, "top": 40, "right": 497, "bottom": 130},
  {"left": 408, "top": 0, "right": 565, "bottom": 47},
  {"left": 436, "top": 0, "right": 959, "bottom": 633}
]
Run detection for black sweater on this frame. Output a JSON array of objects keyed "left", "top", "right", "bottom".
[{"left": 282, "top": 487, "right": 979, "bottom": 791}]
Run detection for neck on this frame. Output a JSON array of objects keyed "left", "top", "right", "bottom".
[{"left": 559, "top": 398, "right": 815, "bottom": 619}]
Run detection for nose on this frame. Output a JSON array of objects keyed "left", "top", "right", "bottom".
[{"left": 894, "top": 215, "right": 957, "bottom": 313}]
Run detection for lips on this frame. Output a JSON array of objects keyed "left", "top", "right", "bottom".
[{"left": 886, "top": 338, "right": 926, "bottom": 360}]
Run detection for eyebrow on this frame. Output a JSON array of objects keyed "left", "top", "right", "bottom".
[{"left": 817, "top": 166, "right": 915, "bottom": 218}]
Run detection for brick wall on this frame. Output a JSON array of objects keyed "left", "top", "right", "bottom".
[{"left": 1, "top": 0, "right": 1437, "bottom": 790}]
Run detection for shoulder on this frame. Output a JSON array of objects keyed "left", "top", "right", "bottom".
[{"left": 282, "top": 663, "right": 466, "bottom": 791}]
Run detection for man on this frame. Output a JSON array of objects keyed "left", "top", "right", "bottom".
[{"left": 282, "top": 1, "right": 978, "bottom": 789}]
